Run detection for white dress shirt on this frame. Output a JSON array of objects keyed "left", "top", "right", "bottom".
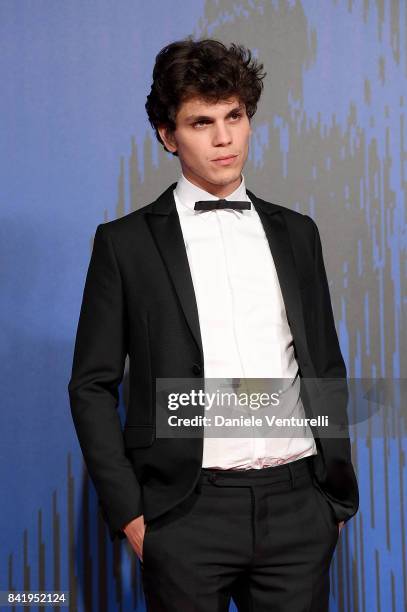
[{"left": 173, "top": 172, "right": 317, "bottom": 469}]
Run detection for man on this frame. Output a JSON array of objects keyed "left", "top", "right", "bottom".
[{"left": 68, "top": 38, "right": 359, "bottom": 611}]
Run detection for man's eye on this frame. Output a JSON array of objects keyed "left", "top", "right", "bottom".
[{"left": 193, "top": 113, "right": 242, "bottom": 128}]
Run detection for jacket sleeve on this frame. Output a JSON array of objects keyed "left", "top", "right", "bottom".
[
  {"left": 68, "top": 223, "right": 142, "bottom": 541},
  {"left": 309, "top": 216, "right": 347, "bottom": 379},
  {"left": 304, "top": 215, "right": 359, "bottom": 524}
]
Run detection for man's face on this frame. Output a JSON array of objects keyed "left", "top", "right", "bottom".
[{"left": 158, "top": 96, "right": 252, "bottom": 197}]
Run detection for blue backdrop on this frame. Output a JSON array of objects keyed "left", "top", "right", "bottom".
[{"left": 1, "top": 1, "right": 406, "bottom": 610}]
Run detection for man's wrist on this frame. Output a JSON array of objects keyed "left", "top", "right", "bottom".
[{"left": 121, "top": 514, "right": 142, "bottom": 531}]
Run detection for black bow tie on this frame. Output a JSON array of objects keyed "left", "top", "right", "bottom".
[{"left": 194, "top": 199, "right": 251, "bottom": 211}]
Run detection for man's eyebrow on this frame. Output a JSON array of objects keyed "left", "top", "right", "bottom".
[{"left": 184, "top": 104, "right": 244, "bottom": 122}]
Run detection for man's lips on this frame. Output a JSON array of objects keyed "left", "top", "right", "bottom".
[
  {"left": 211, "top": 155, "right": 237, "bottom": 161},
  {"left": 211, "top": 155, "right": 238, "bottom": 165}
]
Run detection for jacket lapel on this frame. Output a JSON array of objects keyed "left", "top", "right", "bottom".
[
  {"left": 145, "top": 183, "right": 315, "bottom": 376},
  {"left": 145, "top": 183, "right": 204, "bottom": 361},
  {"left": 247, "top": 189, "right": 315, "bottom": 375}
]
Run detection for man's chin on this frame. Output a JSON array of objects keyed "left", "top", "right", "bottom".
[{"left": 204, "top": 169, "right": 243, "bottom": 186}]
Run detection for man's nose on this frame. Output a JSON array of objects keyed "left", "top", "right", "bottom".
[{"left": 212, "top": 123, "right": 232, "bottom": 146}]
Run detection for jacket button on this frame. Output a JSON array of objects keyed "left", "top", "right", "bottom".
[{"left": 192, "top": 363, "right": 202, "bottom": 375}]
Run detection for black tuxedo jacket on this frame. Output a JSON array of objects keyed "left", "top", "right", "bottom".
[{"left": 68, "top": 182, "right": 359, "bottom": 542}]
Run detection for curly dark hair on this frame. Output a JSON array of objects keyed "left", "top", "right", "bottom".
[{"left": 145, "top": 37, "right": 267, "bottom": 157}]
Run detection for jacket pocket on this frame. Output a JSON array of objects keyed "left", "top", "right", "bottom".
[{"left": 123, "top": 425, "right": 155, "bottom": 448}]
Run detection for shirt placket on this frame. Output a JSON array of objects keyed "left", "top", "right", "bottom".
[{"left": 217, "top": 210, "right": 268, "bottom": 466}]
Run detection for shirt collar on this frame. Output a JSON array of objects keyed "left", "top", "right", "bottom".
[{"left": 174, "top": 171, "right": 252, "bottom": 218}]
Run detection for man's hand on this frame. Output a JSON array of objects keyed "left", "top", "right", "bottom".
[
  {"left": 122, "top": 515, "right": 146, "bottom": 561},
  {"left": 338, "top": 520, "right": 345, "bottom": 535}
]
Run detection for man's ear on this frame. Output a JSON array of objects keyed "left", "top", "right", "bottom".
[{"left": 158, "top": 125, "right": 177, "bottom": 154}]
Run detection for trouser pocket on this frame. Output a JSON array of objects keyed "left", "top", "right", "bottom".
[{"left": 311, "top": 483, "right": 338, "bottom": 536}]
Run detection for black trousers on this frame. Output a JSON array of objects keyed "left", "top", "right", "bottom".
[{"left": 141, "top": 455, "right": 339, "bottom": 611}]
